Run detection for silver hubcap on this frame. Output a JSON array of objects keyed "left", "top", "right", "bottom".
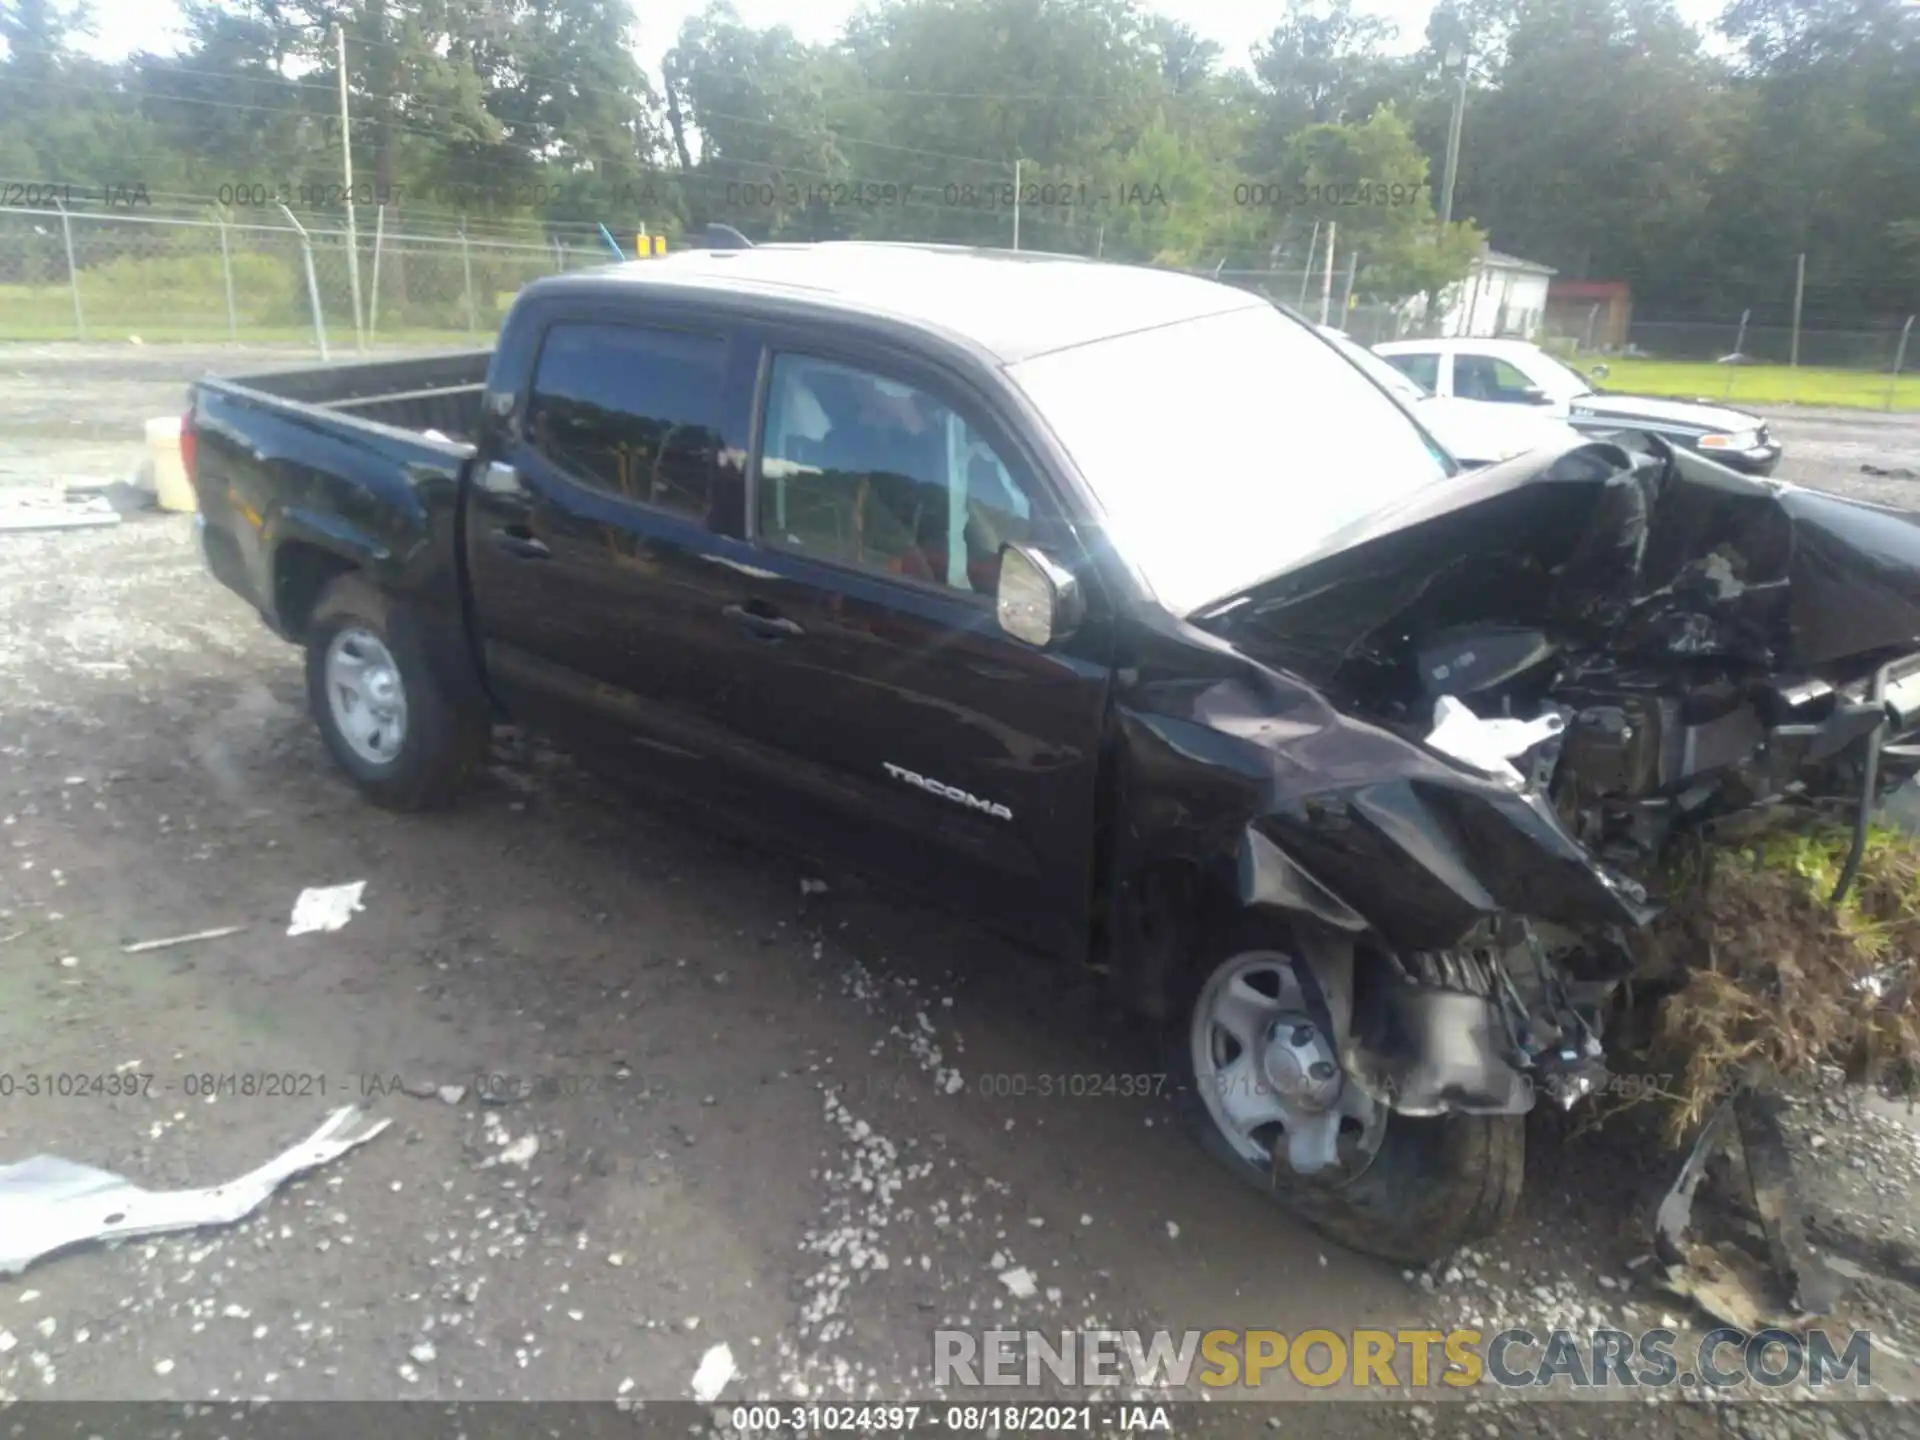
[
  {"left": 1191, "top": 951, "right": 1385, "bottom": 1180},
  {"left": 324, "top": 627, "right": 408, "bottom": 766}
]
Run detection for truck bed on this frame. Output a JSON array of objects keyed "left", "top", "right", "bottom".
[{"left": 218, "top": 349, "right": 491, "bottom": 441}]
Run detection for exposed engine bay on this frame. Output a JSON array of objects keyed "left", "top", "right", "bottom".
[{"left": 1194, "top": 434, "right": 1920, "bottom": 1129}]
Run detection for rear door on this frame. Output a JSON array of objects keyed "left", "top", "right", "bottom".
[
  {"left": 464, "top": 307, "right": 758, "bottom": 783},
  {"left": 712, "top": 332, "right": 1116, "bottom": 958}
]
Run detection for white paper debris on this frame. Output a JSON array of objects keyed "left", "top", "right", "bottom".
[
  {"left": 1426, "top": 696, "right": 1566, "bottom": 785},
  {"left": 496, "top": 1135, "right": 538, "bottom": 1169},
  {"left": 690, "top": 1342, "right": 736, "bottom": 1402},
  {"left": 288, "top": 882, "right": 368, "bottom": 936},
  {"left": 998, "top": 1266, "right": 1038, "bottom": 1299}
]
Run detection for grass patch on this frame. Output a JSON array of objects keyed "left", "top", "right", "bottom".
[
  {"left": 1633, "top": 823, "right": 1920, "bottom": 1142},
  {"left": 1595, "top": 358, "right": 1919, "bottom": 413}
]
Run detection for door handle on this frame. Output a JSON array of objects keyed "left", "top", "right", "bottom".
[
  {"left": 722, "top": 603, "right": 804, "bottom": 640},
  {"left": 491, "top": 525, "right": 550, "bottom": 560}
]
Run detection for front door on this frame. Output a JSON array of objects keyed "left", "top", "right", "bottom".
[{"left": 714, "top": 340, "right": 1115, "bottom": 959}]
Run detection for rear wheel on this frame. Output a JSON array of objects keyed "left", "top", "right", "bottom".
[
  {"left": 304, "top": 574, "right": 486, "bottom": 810},
  {"left": 1171, "top": 935, "right": 1524, "bottom": 1266}
]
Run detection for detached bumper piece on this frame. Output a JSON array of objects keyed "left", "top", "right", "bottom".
[
  {"left": 0, "top": 1106, "right": 390, "bottom": 1278},
  {"left": 1653, "top": 1087, "right": 1840, "bottom": 1327}
]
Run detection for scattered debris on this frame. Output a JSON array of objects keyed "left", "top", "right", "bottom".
[
  {"left": 0, "top": 488, "right": 122, "bottom": 533},
  {"left": 691, "top": 1342, "right": 737, "bottom": 1402},
  {"left": 1165, "top": 1220, "right": 1180, "bottom": 1240},
  {"left": 0, "top": 1106, "right": 391, "bottom": 1277},
  {"left": 409, "top": 1340, "right": 438, "bottom": 1365},
  {"left": 61, "top": 477, "right": 158, "bottom": 515},
  {"left": 492, "top": 1134, "right": 539, "bottom": 1170},
  {"left": 121, "top": 924, "right": 247, "bottom": 954},
  {"left": 1659, "top": 1240, "right": 1790, "bottom": 1333},
  {"left": 998, "top": 1266, "right": 1037, "bottom": 1299},
  {"left": 287, "top": 881, "right": 368, "bottom": 936},
  {"left": 1737, "top": 1089, "right": 1841, "bottom": 1314},
  {"left": 800, "top": 878, "right": 829, "bottom": 897},
  {"left": 1863, "top": 463, "right": 1919, "bottom": 481},
  {"left": 437, "top": 1084, "right": 468, "bottom": 1106}
]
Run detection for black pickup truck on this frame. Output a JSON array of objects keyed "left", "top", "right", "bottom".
[{"left": 187, "top": 241, "right": 1920, "bottom": 1265}]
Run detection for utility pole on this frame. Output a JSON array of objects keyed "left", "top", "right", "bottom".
[
  {"left": 1011, "top": 159, "right": 1021, "bottom": 251},
  {"left": 338, "top": 23, "right": 365, "bottom": 351},
  {"left": 1790, "top": 252, "right": 1806, "bottom": 368},
  {"left": 1319, "top": 220, "right": 1336, "bottom": 325},
  {"left": 1439, "top": 47, "right": 1469, "bottom": 227}
]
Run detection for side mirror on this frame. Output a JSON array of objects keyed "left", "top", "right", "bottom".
[
  {"left": 1588, "top": 363, "right": 1610, "bottom": 382},
  {"left": 996, "top": 543, "right": 1084, "bottom": 648},
  {"left": 1520, "top": 386, "right": 1554, "bottom": 405}
]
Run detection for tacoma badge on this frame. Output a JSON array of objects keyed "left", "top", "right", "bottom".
[{"left": 882, "top": 762, "right": 1013, "bottom": 820}]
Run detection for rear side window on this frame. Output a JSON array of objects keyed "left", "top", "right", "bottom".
[
  {"left": 525, "top": 323, "right": 727, "bottom": 520},
  {"left": 1384, "top": 351, "right": 1440, "bottom": 392}
]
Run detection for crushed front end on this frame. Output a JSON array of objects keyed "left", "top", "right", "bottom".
[{"left": 1170, "top": 433, "right": 1920, "bottom": 1130}]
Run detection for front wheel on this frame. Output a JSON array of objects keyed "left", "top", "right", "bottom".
[
  {"left": 304, "top": 574, "right": 487, "bottom": 811},
  {"left": 1170, "top": 940, "right": 1523, "bottom": 1266}
]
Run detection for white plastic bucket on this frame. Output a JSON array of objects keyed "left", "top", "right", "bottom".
[{"left": 146, "top": 415, "right": 195, "bottom": 513}]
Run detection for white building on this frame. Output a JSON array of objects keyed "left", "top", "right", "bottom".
[{"left": 1406, "top": 247, "right": 1557, "bottom": 340}]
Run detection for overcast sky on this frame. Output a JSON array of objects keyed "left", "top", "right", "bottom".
[{"left": 68, "top": 0, "right": 1731, "bottom": 82}]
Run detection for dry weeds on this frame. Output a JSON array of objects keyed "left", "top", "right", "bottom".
[{"left": 1631, "top": 823, "right": 1920, "bottom": 1143}]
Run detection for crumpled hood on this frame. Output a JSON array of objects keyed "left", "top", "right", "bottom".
[
  {"left": 1416, "top": 395, "right": 1584, "bottom": 465},
  {"left": 1567, "top": 391, "right": 1762, "bottom": 435},
  {"left": 1196, "top": 435, "right": 1920, "bottom": 682}
]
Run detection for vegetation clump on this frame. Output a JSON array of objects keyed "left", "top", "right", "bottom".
[{"left": 1633, "top": 823, "right": 1920, "bottom": 1142}]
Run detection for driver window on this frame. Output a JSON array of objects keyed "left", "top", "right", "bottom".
[
  {"left": 757, "top": 354, "right": 1033, "bottom": 595},
  {"left": 1456, "top": 354, "right": 1536, "bottom": 403}
]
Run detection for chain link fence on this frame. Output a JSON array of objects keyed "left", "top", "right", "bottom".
[
  {"left": 6, "top": 205, "right": 1913, "bottom": 410},
  {"left": 0, "top": 202, "right": 621, "bottom": 349}
]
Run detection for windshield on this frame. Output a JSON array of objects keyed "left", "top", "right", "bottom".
[
  {"left": 1322, "top": 329, "right": 1431, "bottom": 400},
  {"left": 1008, "top": 304, "right": 1454, "bottom": 616}
]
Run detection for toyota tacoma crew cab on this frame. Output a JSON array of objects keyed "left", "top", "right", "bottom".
[{"left": 186, "top": 241, "right": 1920, "bottom": 1264}]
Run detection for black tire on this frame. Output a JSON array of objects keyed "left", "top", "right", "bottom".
[
  {"left": 1168, "top": 930, "right": 1524, "bottom": 1267},
  {"left": 304, "top": 573, "right": 487, "bottom": 811}
]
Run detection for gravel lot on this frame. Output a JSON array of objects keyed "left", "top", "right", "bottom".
[{"left": 3, "top": 343, "right": 1920, "bottom": 1438}]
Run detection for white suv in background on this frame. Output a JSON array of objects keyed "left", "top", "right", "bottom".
[
  {"left": 1373, "top": 336, "right": 1783, "bottom": 475},
  {"left": 1317, "top": 327, "right": 1582, "bottom": 468}
]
